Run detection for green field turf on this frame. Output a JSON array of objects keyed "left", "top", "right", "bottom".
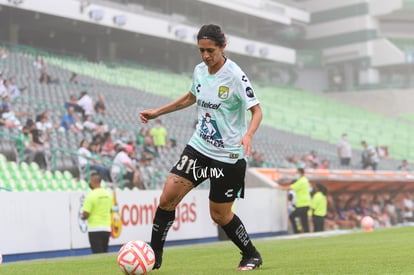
[{"left": 1, "top": 226, "right": 413, "bottom": 275}]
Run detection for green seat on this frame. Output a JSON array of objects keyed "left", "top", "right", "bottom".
[
  {"left": 43, "top": 170, "right": 54, "bottom": 181},
  {"left": 0, "top": 179, "right": 12, "bottom": 191},
  {"left": 63, "top": 170, "right": 73, "bottom": 181},
  {"left": 0, "top": 153, "right": 6, "bottom": 164},
  {"left": 14, "top": 180, "right": 28, "bottom": 192},
  {"left": 36, "top": 180, "right": 48, "bottom": 191},
  {"left": 20, "top": 161, "right": 30, "bottom": 171},
  {"left": 47, "top": 179, "right": 61, "bottom": 191},
  {"left": 30, "top": 162, "right": 40, "bottom": 172},
  {"left": 54, "top": 170, "right": 63, "bottom": 181}
]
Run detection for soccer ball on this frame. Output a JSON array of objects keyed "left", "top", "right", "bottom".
[
  {"left": 360, "top": 215, "right": 374, "bottom": 231},
  {"left": 117, "top": 240, "right": 155, "bottom": 275}
]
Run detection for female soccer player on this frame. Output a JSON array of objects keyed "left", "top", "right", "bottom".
[{"left": 140, "top": 24, "right": 263, "bottom": 271}]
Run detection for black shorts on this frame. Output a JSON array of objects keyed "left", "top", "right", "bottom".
[{"left": 170, "top": 145, "right": 246, "bottom": 203}]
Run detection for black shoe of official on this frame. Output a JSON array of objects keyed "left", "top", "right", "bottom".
[
  {"left": 237, "top": 251, "right": 263, "bottom": 271},
  {"left": 152, "top": 249, "right": 163, "bottom": 270}
]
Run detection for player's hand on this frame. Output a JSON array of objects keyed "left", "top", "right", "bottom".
[
  {"left": 140, "top": 109, "right": 158, "bottom": 124},
  {"left": 238, "top": 134, "right": 253, "bottom": 157}
]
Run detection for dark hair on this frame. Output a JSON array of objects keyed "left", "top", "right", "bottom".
[
  {"left": 80, "top": 138, "right": 88, "bottom": 147},
  {"left": 297, "top": 167, "right": 305, "bottom": 175},
  {"left": 197, "top": 24, "right": 226, "bottom": 47},
  {"left": 316, "top": 183, "right": 328, "bottom": 196}
]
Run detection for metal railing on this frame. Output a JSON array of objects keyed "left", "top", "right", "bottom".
[{"left": 51, "top": 147, "right": 126, "bottom": 189}]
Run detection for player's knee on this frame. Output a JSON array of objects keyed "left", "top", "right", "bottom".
[{"left": 210, "top": 211, "right": 233, "bottom": 226}]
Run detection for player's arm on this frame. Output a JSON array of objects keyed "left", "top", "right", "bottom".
[
  {"left": 140, "top": 92, "right": 196, "bottom": 123},
  {"left": 239, "top": 104, "right": 262, "bottom": 157},
  {"left": 81, "top": 211, "right": 90, "bottom": 220},
  {"left": 82, "top": 196, "right": 92, "bottom": 220},
  {"left": 275, "top": 183, "right": 291, "bottom": 190}
]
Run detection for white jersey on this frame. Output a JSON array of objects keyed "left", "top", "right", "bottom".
[{"left": 188, "top": 58, "right": 259, "bottom": 164}]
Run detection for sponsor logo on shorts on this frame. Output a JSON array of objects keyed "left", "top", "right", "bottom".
[{"left": 190, "top": 159, "right": 225, "bottom": 181}]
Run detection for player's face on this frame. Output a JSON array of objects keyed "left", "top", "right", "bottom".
[{"left": 198, "top": 39, "right": 225, "bottom": 70}]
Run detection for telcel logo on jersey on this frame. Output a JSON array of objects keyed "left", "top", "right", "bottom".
[{"left": 197, "top": 99, "right": 221, "bottom": 110}]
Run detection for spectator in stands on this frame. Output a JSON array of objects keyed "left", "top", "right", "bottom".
[
  {"left": 278, "top": 167, "right": 311, "bottom": 233},
  {"left": 64, "top": 94, "right": 83, "bottom": 113},
  {"left": 60, "top": 106, "right": 81, "bottom": 132},
  {"left": 337, "top": 133, "right": 352, "bottom": 166},
  {"left": 402, "top": 192, "right": 414, "bottom": 222},
  {"left": 35, "top": 111, "right": 58, "bottom": 135},
  {"left": 2, "top": 79, "right": 10, "bottom": 97},
  {"left": 27, "top": 119, "right": 48, "bottom": 169},
  {"left": 111, "top": 143, "right": 144, "bottom": 190},
  {"left": 39, "top": 68, "right": 59, "bottom": 84},
  {"left": 398, "top": 159, "right": 411, "bottom": 171},
  {"left": 0, "top": 48, "right": 8, "bottom": 59},
  {"left": 1, "top": 102, "right": 30, "bottom": 129},
  {"left": 0, "top": 74, "right": 7, "bottom": 98},
  {"left": 101, "top": 132, "right": 116, "bottom": 159},
  {"left": 285, "top": 155, "right": 305, "bottom": 169},
  {"left": 136, "top": 128, "right": 149, "bottom": 145},
  {"left": 143, "top": 135, "right": 159, "bottom": 158},
  {"left": 94, "top": 95, "right": 107, "bottom": 115},
  {"left": 307, "top": 150, "right": 319, "bottom": 168},
  {"left": 324, "top": 194, "right": 338, "bottom": 230},
  {"left": 83, "top": 115, "right": 107, "bottom": 134},
  {"left": 33, "top": 55, "right": 46, "bottom": 70},
  {"left": 384, "top": 197, "right": 398, "bottom": 226},
  {"left": 150, "top": 119, "right": 168, "bottom": 154},
  {"left": 311, "top": 183, "right": 328, "bottom": 232},
  {"left": 77, "top": 91, "right": 95, "bottom": 119},
  {"left": 69, "top": 72, "right": 79, "bottom": 84},
  {"left": 361, "top": 140, "right": 379, "bottom": 171},
  {"left": 29, "top": 118, "right": 48, "bottom": 148},
  {"left": 17, "top": 124, "right": 47, "bottom": 169},
  {"left": 249, "top": 151, "right": 265, "bottom": 168},
  {"left": 334, "top": 194, "right": 357, "bottom": 229},
  {"left": 78, "top": 139, "right": 111, "bottom": 182},
  {"left": 298, "top": 154, "right": 310, "bottom": 168},
  {"left": 376, "top": 145, "right": 389, "bottom": 159},
  {"left": 371, "top": 194, "right": 390, "bottom": 228},
  {"left": 319, "top": 159, "right": 330, "bottom": 169},
  {"left": 8, "top": 76, "right": 26, "bottom": 101},
  {"left": 139, "top": 152, "right": 155, "bottom": 189}
]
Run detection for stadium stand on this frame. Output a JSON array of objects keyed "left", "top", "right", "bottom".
[{"left": 0, "top": 44, "right": 409, "bottom": 188}]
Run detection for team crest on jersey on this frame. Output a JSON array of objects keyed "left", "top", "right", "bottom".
[{"left": 218, "top": 86, "right": 229, "bottom": 99}]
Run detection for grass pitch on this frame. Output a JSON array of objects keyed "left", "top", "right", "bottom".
[{"left": 1, "top": 226, "right": 413, "bottom": 275}]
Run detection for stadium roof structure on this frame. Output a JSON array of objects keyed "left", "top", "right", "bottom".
[
  {"left": 256, "top": 168, "right": 414, "bottom": 194},
  {"left": 195, "top": 0, "right": 310, "bottom": 25}
]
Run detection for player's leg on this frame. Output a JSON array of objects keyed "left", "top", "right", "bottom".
[
  {"left": 102, "top": 231, "right": 110, "bottom": 252},
  {"left": 299, "top": 206, "right": 310, "bottom": 232},
  {"left": 151, "top": 145, "right": 208, "bottom": 269},
  {"left": 151, "top": 173, "right": 194, "bottom": 269},
  {"left": 289, "top": 209, "right": 299, "bottom": 233},
  {"left": 209, "top": 159, "right": 262, "bottom": 270},
  {"left": 210, "top": 201, "right": 262, "bottom": 270},
  {"left": 88, "top": 232, "right": 101, "bottom": 253}
]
